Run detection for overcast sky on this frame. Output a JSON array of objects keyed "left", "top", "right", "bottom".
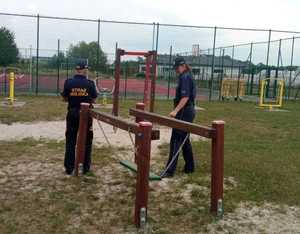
[{"left": 1, "top": 0, "right": 300, "bottom": 64}]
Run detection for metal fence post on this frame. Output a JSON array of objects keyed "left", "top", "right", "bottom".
[
  {"left": 249, "top": 42, "right": 253, "bottom": 95},
  {"left": 288, "top": 36, "right": 295, "bottom": 99},
  {"left": 57, "top": 39, "right": 60, "bottom": 94},
  {"left": 265, "top": 29, "right": 272, "bottom": 98},
  {"left": 96, "top": 19, "right": 100, "bottom": 76},
  {"left": 219, "top": 49, "right": 225, "bottom": 100},
  {"left": 209, "top": 26, "right": 217, "bottom": 101},
  {"left": 35, "top": 14, "right": 40, "bottom": 95},
  {"left": 274, "top": 39, "right": 282, "bottom": 98},
  {"left": 167, "top": 45, "right": 172, "bottom": 99},
  {"left": 230, "top": 45, "right": 235, "bottom": 79}
]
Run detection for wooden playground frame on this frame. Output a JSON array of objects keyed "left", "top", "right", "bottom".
[
  {"left": 112, "top": 49, "right": 157, "bottom": 117},
  {"left": 75, "top": 102, "right": 225, "bottom": 228}
]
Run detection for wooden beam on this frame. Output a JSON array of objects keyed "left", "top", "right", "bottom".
[
  {"left": 90, "top": 109, "right": 160, "bottom": 140},
  {"left": 129, "top": 109, "right": 215, "bottom": 139}
]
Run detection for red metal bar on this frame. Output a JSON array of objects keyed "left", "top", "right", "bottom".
[
  {"left": 150, "top": 51, "right": 157, "bottom": 112},
  {"left": 143, "top": 56, "right": 151, "bottom": 107},
  {"left": 124, "top": 51, "right": 149, "bottom": 56},
  {"left": 210, "top": 120, "right": 225, "bottom": 214},
  {"left": 74, "top": 103, "right": 90, "bottom": 176},
  {"left": 134, "top": 121, "right": 152, "bottom": 227},
  {"left": 112, "top": 49, "right": 122, "bottom": 117},
  {"left": 134, "top": 103, "right": 145, "bottom": 163}
]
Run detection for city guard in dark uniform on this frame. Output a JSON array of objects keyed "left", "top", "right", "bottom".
[
  {"left": 162, "top": 57, "right": 196, "bottom": 178},
  {"left": 61, "top": 61, "right": 98, "bottom": 175}
]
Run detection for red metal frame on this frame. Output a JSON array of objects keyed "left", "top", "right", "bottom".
[{"left": 113, "top": 48, "right": 157, "bottom": 117}]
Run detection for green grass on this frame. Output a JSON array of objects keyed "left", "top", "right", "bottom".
[{"left": 0, "top": 96, "right": 300, "bottom": 233}]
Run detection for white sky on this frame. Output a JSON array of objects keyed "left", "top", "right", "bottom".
[{"left": 1, "top": 0, "right": 300, "bottom": 64}]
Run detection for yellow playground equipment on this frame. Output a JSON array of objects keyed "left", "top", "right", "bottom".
[
  {"left": 259, "top": 78, "right": 284, "bottom": 110},
  {"left": 221, "top": 79, "right": 245, "bottom": 100},
  {"left": 7, "top": 72, "right": 16, "bottom": 105}
]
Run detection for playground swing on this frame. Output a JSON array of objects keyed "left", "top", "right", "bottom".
[
  {"left": 94, "top": 76, "right": 115, "bottom": 107},
  {"left": 95, "top": 114, "right": 161, "bottom": 181}
]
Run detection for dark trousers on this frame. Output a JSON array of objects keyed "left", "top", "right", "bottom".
[
  {"left": 64, "top": 108, "right": 93, "bottom": 173},
  {"left": 165, "top": 106, "right": 195, "bottom": 175}
]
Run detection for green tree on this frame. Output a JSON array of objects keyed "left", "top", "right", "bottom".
[
  {"left": 48, "top": 52, "right": 66, "bottom": 69},
  {"left": 67, "top": 41, "right": 107, "bottom": 71},
  {"left": 0, "top": 27, "right": 19, "bottom": 66}
]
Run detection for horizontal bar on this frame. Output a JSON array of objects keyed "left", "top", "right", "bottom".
[
  {"left": 129, "top": 109, "right": 215, "bottom": 139},
  {"left": 90, "top": 109, "right": 140, "bottom": 133},
  {"left": 1, "top": 12, "right": 300, "bottom": 34},
  {"left": 123, "top": 51, "right": 149, "bottom": 56},
  {"left": 90, "top": 109, "right": 160, "bottom": 140}
]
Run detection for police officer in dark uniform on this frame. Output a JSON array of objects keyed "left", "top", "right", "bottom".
[
  {"left": 162, "top": 57, "right": 196, "bottom": 178},
  {"left": 61, "top": 61, "right": 98, "bottom": 175}
]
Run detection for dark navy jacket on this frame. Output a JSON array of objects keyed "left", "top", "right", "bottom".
[
  {"left": 174, "top": 71, "right": 196, "bottom": 107},
  {"left": 61, "top": 75, "right": 98, "bottom": 110}
]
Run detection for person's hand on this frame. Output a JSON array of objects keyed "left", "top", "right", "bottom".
[{"left": 169, "top": 110, "right": 177, "bottom": 118}]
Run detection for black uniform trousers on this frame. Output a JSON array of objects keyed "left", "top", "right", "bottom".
[
  {"left": 64, "top": 108, "right": 93, "bottom": 174},
  {"left": 165, "top": 105, "right": 195, "bottom": 175}
]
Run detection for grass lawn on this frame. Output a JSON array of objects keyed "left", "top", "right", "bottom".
[{"left": 0, "top": 95, "right": 299, "bottom": 233}]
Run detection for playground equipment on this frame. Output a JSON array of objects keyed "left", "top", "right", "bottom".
[
  {"left": 221, "top": 79, "right": 245, "bottom": 101},
  {"left": 75, "top": 102, "right": 225, "bottom": 228},
  {"left": 7, "top": 72, "right": 15, "bottom": 105},
  {"left": 113, "top": 49, "right": 157, "bottom": 117},
  {"left": 259, "top": 78, "right": 284, "bottom": 110}
]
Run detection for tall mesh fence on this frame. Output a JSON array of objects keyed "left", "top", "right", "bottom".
[{"left": 1, "top": 12, "right": 300, "bottom": 101}]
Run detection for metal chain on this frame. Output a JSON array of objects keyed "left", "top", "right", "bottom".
[
  {"left": 96, "top": 119, "right": 112, "bottom": 147},
  {"left": 127, "top": 127, "right": 138, "bottom": 155},
  {"left": 160, "top": 133, "right": 190, "bottom": 177}
]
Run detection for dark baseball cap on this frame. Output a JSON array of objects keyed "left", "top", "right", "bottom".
[
  {"left": 75, "top": 61, "right": 88, "bottom": 70},
  {"left": 173, "top": 57, "right": 186, "bottom": 69}
]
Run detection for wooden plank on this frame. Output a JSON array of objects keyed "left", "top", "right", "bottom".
[
  {"left": 129, "top": 109, "right": 215, "bottom": 139},
  {"left": 119, "top": 159, "right": 161, "bottom": 181},
  {"left": 90, "top": 109, "right": 140, "bottom": 133},
  {"left": 90, "top": 109, "right": 160, "bottom": 140}
]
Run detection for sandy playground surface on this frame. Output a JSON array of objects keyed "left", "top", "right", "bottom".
[{"left": 0, "top": 120, "right": 299, "bottom": 233}]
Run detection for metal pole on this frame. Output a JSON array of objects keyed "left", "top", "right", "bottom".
[
  {"left": 152, "top": 23, "right": 155, "bottom": 51},
  {"left": 230, "top": 45, "right": 234, "bottom": 79},
  {"left": 249, "top": 43, "right": 254, "bottom": 95},
  {"left": 219, "top": 49, "right": 225, "bottom": 100},
  {"left": 274, "top": 39, "right": 282, "bottom": 98},
  {"left": 29, "top": 45, "right": 33, "bottom": 93},
  {"left": 57, "top": 39, "right": 60, "bottom": 94},
  {"left": 124, "top": 61, "right": 128, "bottom": 99},
  {"left": 35, "top": 14, "right": 40, "bottom": 95},
  {"left": 96, "top": 19, "right": 100, "bottom": 76},
  {"left": 209, "top": 26, "right": 217, "bottom": 101},
  {"left": 265, "top": 29, "right": 272, "bottom": 98},
  {"left": 167, "top": 45, "right": 172, "bottom": 99},
  {"left": 113, "top": 44, "right": 121, "bottom": 117},
  {"left": 150, "top": 23, "right": 159, "bottom": 112},
  {"left": 288, "top": 36, "right": 295, "bottom": 99}
]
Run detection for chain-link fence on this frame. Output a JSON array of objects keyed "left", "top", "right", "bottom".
[{"left": 1, "top": 12, "right": 300, "bottom": 101}]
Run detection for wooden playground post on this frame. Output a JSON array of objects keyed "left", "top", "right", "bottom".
[
  {"left": 134, "top": 102, "right": 145, "bottom": 163},
  {"left": 134, "top": 121, "right": 152, "bottom": 227},
  {"left": 211, "top": 120, "right": 225, "bottom": 214},
  {"left": 74, "top": 103, "right": 90, "bottom": 176}
]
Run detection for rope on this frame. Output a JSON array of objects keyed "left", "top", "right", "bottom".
[
  {"left": 160, "top": 133, "right": 190, "bottom": 177},
  {"left": 96, "top": 119, "right": 112, "bottom": 147}
]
